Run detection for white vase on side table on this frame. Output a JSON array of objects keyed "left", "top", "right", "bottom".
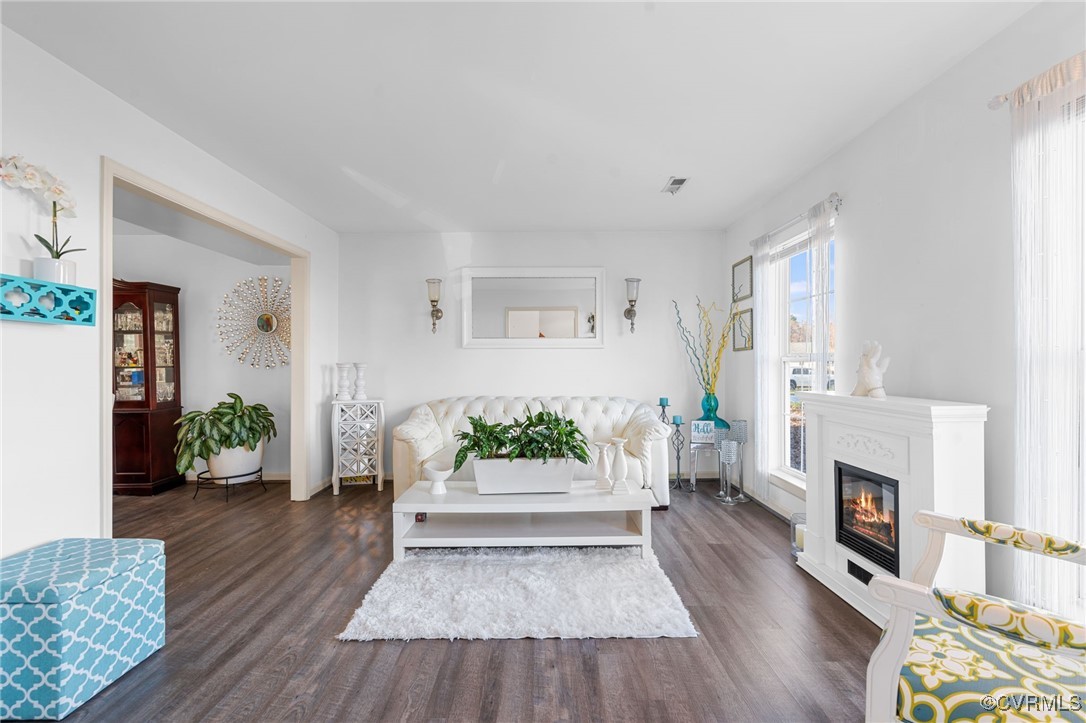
[
  {"left": 335, "top": 363, "right": 352, "bottom": 401},
  {"left": 352, "top": 363, "right": 368, "bottom": 400}
]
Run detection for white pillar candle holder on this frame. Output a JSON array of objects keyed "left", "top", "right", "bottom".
[
  {"left": 335, "top": 363, "right": 352, "bottom": 401},
  {"left": 352, "top": 362, "right": 368, "bottom": 400},
  {"left": 610, "top": 438, "right": 630, "bottom": 495},
  {"left": 593, "top": 442, "right": 612, "bottom": 491}
]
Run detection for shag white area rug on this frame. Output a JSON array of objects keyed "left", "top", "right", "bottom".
[{"left": 338, "top": 547, "right": 698, "bottom": 641}]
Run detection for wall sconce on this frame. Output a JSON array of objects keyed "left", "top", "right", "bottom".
[
  {"left": 624, "top": 278, "right": 641, "bottom": 333},
  {"left": 426, "top": 278, "right": 443, "bottom": 334}
]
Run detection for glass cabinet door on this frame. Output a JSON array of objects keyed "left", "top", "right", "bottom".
[
  {"left": 114, "top": 302, "right": 145, "bottom": 402},
  {"left": 153, "top": 302, "right": 177, "bottom": 404}
]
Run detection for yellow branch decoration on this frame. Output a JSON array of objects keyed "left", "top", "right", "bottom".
[{"left": 673, "top": 297, "right": 744, "bottom": 394}]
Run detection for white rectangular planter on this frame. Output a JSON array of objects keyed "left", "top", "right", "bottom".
[{"left": 474, "top": 458, "right": 576, "bottom": 494}]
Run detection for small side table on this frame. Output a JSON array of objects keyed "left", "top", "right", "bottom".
[
  {"left": 332, "top": 399, "right": 385, "bottom": 495},
  {"left": 194, "top": 468, "right": 266, "bottom": 500},
  {"left": 688, "top": 441, "right": 719, "bottom": 493},
  {"left": 690, "top": 427, "right": 733, "bottom": 493}
]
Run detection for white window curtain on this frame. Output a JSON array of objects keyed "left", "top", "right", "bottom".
[
  {"left": 1004, "top": 52, "right": 1085, "bottom": 619},
  {"left": 806, "top": 196, "right": 838, "bottom": 394},
  {"left": 752, "top": 233, "right": 772, "bottom": 500}
]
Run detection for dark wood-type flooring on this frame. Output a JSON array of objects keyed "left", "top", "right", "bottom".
[{"left": 77, "top": 480, "right": 880, "bottom": 722}]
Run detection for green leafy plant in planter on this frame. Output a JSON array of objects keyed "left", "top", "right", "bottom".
[
  {"left": 174, "top": 393, "right": 277, "bottom": 474},
  {"left": 452, "top": 410, "right": 591, "bottom": 472}
]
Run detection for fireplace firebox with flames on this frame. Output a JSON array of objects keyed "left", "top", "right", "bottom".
[{"left": 835, "top": 461, "right": 899, "bottom": 576}]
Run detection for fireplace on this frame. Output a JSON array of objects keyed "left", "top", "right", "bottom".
[
  {"left": 835, "top": 461, "right": 899, "bottom": 576},
  {"left": 796, "top": 393, "right": 987, "bottom": 624}
]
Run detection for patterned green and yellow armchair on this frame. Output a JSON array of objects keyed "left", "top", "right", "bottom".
[{"left": 866, "top": 510, "right": 1085, "bottom": 722}]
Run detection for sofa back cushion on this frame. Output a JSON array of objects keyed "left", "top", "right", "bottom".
[{"left": 426, "top": 396, "right": 647, "bottom": 446}]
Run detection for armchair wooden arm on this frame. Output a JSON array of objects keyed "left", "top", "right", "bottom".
[{"left": 865, "top": 510, "right": 1085, "bottom": 722}]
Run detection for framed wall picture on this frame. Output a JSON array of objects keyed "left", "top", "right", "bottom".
[
  {"left": 733, "top": 308, "right": 753, "bottom": 351},
  {"left": 732, "top": 255, "right": 753, "bottom": 302}
]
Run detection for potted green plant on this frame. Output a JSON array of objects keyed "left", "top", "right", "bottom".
[
  {"left": 175, "top": 393, "right": 277, "bottom": 483},
  {"left": 452, "top": 410, "right": 591, "bottom": 494}
]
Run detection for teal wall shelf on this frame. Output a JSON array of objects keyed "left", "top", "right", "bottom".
[{"left": 0, "top": 274, "right": 97, "bottom": 326}]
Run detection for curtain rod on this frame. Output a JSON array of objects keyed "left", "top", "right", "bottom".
[
  {"left": 989, "top": 52, "right": 1085, "bottom": 110},
  {"left": 763, "top": 211, "right": 808, "bottom": 240},
  {"left": 749, "top": 192, "right": 842, "bottom": 246}
]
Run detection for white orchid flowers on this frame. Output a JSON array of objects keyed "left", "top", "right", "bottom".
[{"left": 0, "top": 155, "right": 83, "bottom": 258}]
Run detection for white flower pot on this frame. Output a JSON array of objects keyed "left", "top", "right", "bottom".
[
  {"left": 32, "top": 258, "right": 76, "bottom": 285},
  {"left": 474, "top": 458, "right": 577, "bottom": 494},
  {"left": 207, "top": 439, "right": 265, "bottom": 484}
]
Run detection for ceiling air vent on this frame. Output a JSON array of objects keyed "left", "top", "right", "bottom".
[{"left": 661, "top": 177, "right": 687, "bottom": 195}]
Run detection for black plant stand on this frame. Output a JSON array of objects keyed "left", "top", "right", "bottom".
[{"left": 194, "top": 467, "right": 266, "bottom": 500}]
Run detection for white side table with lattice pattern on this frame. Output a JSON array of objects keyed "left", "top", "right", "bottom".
[{"left": 332, "top": 400, "right": 385, "bottom": 494}]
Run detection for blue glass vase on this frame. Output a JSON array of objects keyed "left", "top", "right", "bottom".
[{"left": 698, "top": 393, "right": 730, "bottom": 429}]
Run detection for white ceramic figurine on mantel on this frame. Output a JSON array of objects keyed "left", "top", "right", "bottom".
[{"left": 851, "top": 340, "right": 891, "bottom": 399}]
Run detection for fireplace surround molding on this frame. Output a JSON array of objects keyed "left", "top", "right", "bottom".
[{"left": 795, "top": 392, "right": 989, "bottom": 625}]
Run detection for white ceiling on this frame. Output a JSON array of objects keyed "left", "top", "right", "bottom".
[
  {"left": 3, "top": 2, "right": 1035, "bottom": 233},
  {"left": 113, "top": 187, "right": 290, "bottom": 266}
]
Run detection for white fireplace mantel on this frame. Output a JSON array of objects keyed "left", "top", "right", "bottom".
[{"left": 795, "top": 392, "right": 988, "bottom": 625}]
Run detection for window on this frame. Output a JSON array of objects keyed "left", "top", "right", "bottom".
[
  {"left": 768, "top": 222, "right": 835, "bottom": 478},
  {"left": 751, "top": 194, "right": 840, "bottom": 497}
]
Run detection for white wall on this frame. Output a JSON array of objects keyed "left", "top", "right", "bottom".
[
  {"left": 719, "top": 3, "right": 1085, "bottom": 597},
  {"left": 338, "top": 231, "right": 727, "bottom": 470},
  {"left": 0, "top": 28, "right": 340, "bottom": 556},
  {"left": 113, "top": 233, "right": 292, "bottom": 476}
]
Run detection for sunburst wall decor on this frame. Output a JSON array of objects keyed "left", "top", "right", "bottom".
[{"left": 217, "top": 276, "right": 292, "bottom": 368}]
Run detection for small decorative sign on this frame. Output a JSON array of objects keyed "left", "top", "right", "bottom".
[{"left": 691, "top": 420, "right": 716, "bottom": 444}]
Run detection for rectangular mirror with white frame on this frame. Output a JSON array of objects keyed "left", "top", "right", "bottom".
[{"left": 461, "top": 267, "right": 605, "bottom": 349}]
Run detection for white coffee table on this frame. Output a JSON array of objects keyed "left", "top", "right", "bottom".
[{"left": 392, "top": 480, "right": 654, "bottom": 560}]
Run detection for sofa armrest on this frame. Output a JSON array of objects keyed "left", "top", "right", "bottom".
[
  {"left": 393, "top": 404, "right": 442, "bottom": 446},
  {"left": 392, "top": 405, "right": 444, "bottom": 498},
  {"left": 623, "top": 408, "right": 671, "bottom": 490}
]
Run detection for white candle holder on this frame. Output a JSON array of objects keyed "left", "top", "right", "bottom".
[
  {"left": 335, "top": 363, "right": 352, "bottom": 401},
  {"left": 593, "top": 442, "right": 612, "bottom": 491},
  {"left": 610, "top": 438, "right": 630, "bottom": 495},
  {"left": 352, "top": 362, "right": 368, "bottom": 400}
]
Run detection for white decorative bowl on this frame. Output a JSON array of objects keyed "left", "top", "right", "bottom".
[{"left": 423, "top": 464, "right": 453, "bottom": 495}]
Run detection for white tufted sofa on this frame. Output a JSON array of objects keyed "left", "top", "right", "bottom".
[{"left": 392, "top": 396, "right": 673, "bottom": 506}]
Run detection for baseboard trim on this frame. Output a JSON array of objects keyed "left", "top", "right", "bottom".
[{"left": 746, "top": 493, "right": 789, "bottom": 522}]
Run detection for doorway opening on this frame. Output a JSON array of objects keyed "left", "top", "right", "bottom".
[{"left": 99, "top": 158, "right": 312, "bottom": 536}]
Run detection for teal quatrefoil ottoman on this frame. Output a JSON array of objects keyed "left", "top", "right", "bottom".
[{"left": 0, "top": 538, "right": 165, "bottom": 720}]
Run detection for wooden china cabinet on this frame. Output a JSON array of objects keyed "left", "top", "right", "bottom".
[{"left": 112, "top": 280, "right": 185, "bottom": 496}]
